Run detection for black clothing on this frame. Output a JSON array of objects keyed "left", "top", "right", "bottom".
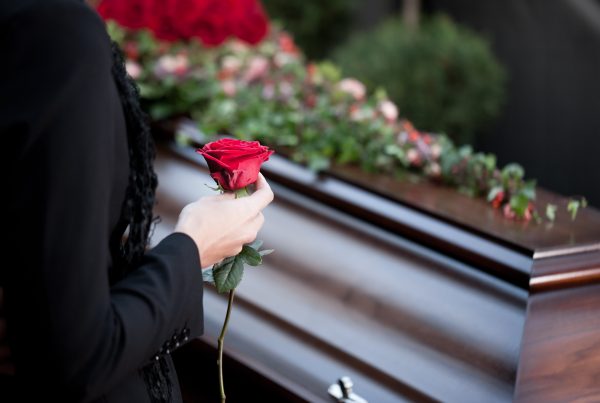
[{"left": 0, "top": 1, "right": 204, "bottom": 401}]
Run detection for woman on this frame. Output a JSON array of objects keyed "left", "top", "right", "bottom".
[{"left": 0, "top": 0, "right": 274, "bottom": 401}]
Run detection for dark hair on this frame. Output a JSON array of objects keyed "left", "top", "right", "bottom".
[
  {"left": 109, "top": 42, "right": 158, "bottom": 274},
  {"left": 109, "top": 42, "right": 173, "bottom": 402}
]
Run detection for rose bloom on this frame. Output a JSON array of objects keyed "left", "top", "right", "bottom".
[
  {"left": 338, "top": 78, "right": 366, "bottom": 101},
  {"left": 378, "top": 100, "right": 399, "bottom": 122},
  {"left": 278, "top": 32, "right": 299, "bottom": 54},
  {"left": 197, "top": 138, "right": 274, "bottom": 191},
  {"left": 407, "top": 148, "right": 421, "bottom": 166},
  {"left": 243, "top": 56, "right": 269, "bottom": 82},
  {"left": 221, "top": 80, "right": 237, "bottom": 97},
  {"left": 125, "top": 60, "right": 142, "bottom": 80},
  {"left": 154, "top": 54, "right": 189, "bottom": 78}
]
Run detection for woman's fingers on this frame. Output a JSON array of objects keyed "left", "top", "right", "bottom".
[{"left": 247, "top": 174, "right": 274, "bottom": 211}]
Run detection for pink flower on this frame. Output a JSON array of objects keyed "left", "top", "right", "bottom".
[
  {"left": 407, "top": 148, "right": 421, "bottom": 166},
  {"left": 125, "top": 60, "right": 142, "bottom": 80},
  {"left": 278, "top": 81, "right": 294, "bottom": 98},
  {"left": 503, "top": 204, "right": 516, "bottom": 219},
  {"left": 153, "top": 54, "right": 189, "bottom": 78},
  {"left": 378, "top": 100, "right": 398, "bottom": 122},
  {"left": 243, "top": 56, "right": 269, "bottom": 82},
  {"left": 338, "top": 78, "right": 366, "bottom": 101},
  {"left": 262, "top": 83, "right": 275, "bottom": 100},
  {"left": 222, "top": 80, "right": 237, "bottom": 97}
]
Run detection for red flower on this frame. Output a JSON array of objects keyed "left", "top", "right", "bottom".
[
  {"left": 97, "top": 0, "right": 154, "bottom": 30},
  {"left": 197, "top": 139, "right": 274, "bottom": 191},
  {"left": 230, "top": 0, "right": 269, "bottom": 45},
  {"left": 491, "top": 191, "right": 504, "bottom": 209},
  {"left": 278, "top": 32, "right": 298, "bottom": 54},
  {"left": 98, "top": 0, "right": 269, "bottom": 46}
]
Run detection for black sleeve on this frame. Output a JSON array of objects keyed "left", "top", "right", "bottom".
[{"left": 0, "top": 1, "right": 203, "bottom": 401}]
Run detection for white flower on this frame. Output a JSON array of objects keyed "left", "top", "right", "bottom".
[
  {"left": 378, "top": 100, "right": 399, "bottom": 122},
  {"left": 274, "top": 52, "right": 296, "bottom": 68},
  {"left": 338, "top": 78, "right": 366, "bottom": 101},
  {"left": 221, "top": 55, "right": 242, "bottom": 74},
  {"left": 125, "top": 60, "right": 142, "bottom": 80},
  {"left": 430, "top": 143, "right": 442, "bottom": 159},
  {"left": 349, "top": 105, "right": 374, "bottom": 122}
]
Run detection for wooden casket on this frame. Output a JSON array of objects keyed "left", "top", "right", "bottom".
[{"left": 152, "top": 135, "right": 600, "bottom": 403}]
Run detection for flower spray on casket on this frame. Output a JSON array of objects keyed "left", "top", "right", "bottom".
[{"left": 196, "top": 138, "right": 274, "bottom": 402}]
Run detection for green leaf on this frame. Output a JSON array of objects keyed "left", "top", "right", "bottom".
[
  {"left": 240, "top": 245, "right": 262, "bottom": 266},
  {"left": 247, "top": 239, "right": 264, "bottom": 250},
  {"left": 567, "top": 200, "right": 581, "bottom": 221},
  {"left": 521, "top": 180, "right": 537, "bottom": 200},
  {"left": 546, "top": 204, "right": 557, "bottom": 222},
  {"left": 202, "top": 268, "right": 215, "bottom": 285},
  {"left": 259, "top": 249, "right": 275, "bottom": 257},
  {"left": 510, "top": 193, "right": 530, "bottom": 217},
  {"left": 502, "top": 163, "right": 525, "bottom": 180},
  {"left": 212, "top": 256, "right": 244, "bottom": 293}
]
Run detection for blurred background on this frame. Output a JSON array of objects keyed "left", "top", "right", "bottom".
[{"left": 262, "top": 0, "right": 600, "bottom": 207}]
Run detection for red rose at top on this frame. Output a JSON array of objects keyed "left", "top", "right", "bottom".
[{"left": 197, "top": 139, "right": 273, "bottom": 191}]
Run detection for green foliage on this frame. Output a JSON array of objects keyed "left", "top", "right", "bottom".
[
  {"left": 107, "top": 22, "right": 585, "bottom": 223},
  {"left": 261, "top": 0, "right": 358, "bottom": 59},
  {"left": 333, "top": 15, "right": 506, "bottom": 144}
]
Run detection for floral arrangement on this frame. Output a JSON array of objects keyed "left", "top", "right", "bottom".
[{"left": 98, "top": 2, "right": 585, "bottom": 222}]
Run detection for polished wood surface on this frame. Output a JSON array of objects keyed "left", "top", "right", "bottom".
[
  {"left": 515, "top": 282, "right": 600, "bottom": 402},
  {"left": 329, "top": 164, "right": 600, "bottom": 257}
]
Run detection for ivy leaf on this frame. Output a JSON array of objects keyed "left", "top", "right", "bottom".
[
  {"left": 202, "top": 268, "right": 215, "bottom": 285},
  {"left": 240, "top": 245, "right": 262, "bottom": 266},
  {"left": 502, "top": 163, "right": 525, "bottom": 181},
  {"left": 212, "top": 256, "right": 244, "bottom": 293},
  {"left": 510, "top": 193, "right": 530, "bottom": 217},
  {"left": 567, "top": 200, "right": 581, "bottom": 221},
  {"left": 546, "top": 204, "right": 557, "bottom": 222}
]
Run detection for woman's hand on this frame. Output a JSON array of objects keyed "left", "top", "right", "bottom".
[
  {"left": 0, "top": 287, "right": 15, "bottom": 376},
  {"left": 175, "top": 173, "right": 274, "bottom": 268}
]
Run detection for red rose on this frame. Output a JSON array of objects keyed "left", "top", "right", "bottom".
[
  {"left": 229, "top": 0, "right": 269, "bottom": 45},
  {"left": 97, "top": 0, "right": 155, "bottom": 30},
  {"left": 197, "top": 139, "right": 273, "bottom": 191}
]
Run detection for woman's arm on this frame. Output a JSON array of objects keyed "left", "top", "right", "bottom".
[{"left": 0, "top": 2, "right": 272, "bottom": 401}]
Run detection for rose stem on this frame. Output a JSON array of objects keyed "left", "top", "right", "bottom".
[{"left": 218, "top": 289, "right": 235, "bottom": 402}]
